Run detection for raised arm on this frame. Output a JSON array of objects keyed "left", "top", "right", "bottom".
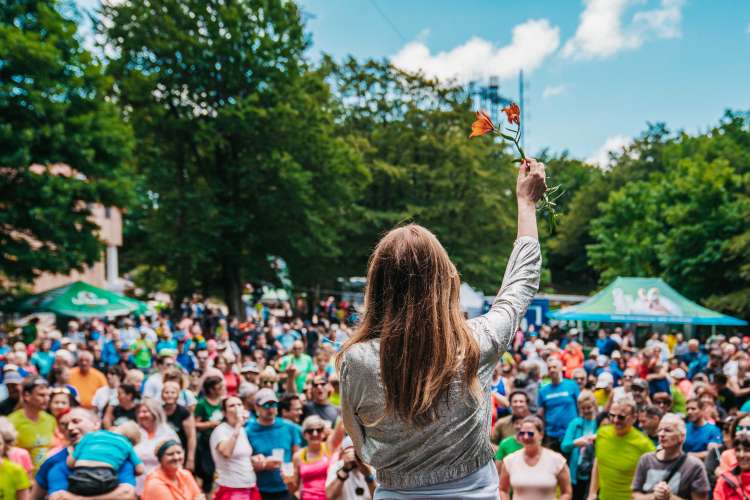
[{"left": 469, "top": 160, "right": 545, "bottom": 355}]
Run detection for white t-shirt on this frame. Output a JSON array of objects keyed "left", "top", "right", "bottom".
[
  {"left": 92, "top": 386, "right": 118, "bottom": 415},
  {"left": 325, "top": 459, "right": 373, "bottom": 500},
  {"left": 503, "top": 448, "right": 565, "bottom": 500},
  {"left": 210, "top": 422, "right": 257, "bottom": 488}
]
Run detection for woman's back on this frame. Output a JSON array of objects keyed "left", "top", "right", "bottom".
[{"left": 339, "top": 236, "right": 541, "bottom": 490}]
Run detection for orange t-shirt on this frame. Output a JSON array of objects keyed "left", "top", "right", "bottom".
[
  {"left": 68, "top": 368, "right": 107, "bottom": 408},
  {"left": 143, "top": 466, "right": 201, "bottom": 500}
]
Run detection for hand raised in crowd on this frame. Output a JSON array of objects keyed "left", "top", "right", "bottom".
[{"left": 516, "top": 158, "right": 547, "bottom": 204}]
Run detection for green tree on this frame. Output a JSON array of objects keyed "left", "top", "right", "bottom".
[
  {"left": 326, "top": 58, "right": 518, "bottom": 293},
  {"left": 0, "top": 0, "right": 133, "bottom": 292},
  {"left": 100, "top": 0, "right": 368, "bottom": 317}
]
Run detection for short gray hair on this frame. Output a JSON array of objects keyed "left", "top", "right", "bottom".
[{"left": 660, "top": 413, "right": 686, "bottom": 436}]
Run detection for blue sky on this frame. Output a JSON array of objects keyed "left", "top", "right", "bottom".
[{"left": 77, "top": 0, "right": 750, "bottom": 163}]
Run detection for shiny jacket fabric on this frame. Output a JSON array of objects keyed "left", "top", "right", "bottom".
[{"left": 339, "top": 237, "right": 541, "bottom": 489}]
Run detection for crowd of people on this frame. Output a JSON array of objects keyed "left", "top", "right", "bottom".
[{"left": 0, "top": 296, "right": 748, "bottom": 499}]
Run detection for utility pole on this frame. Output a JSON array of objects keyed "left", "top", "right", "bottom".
[{"left": 519, "top": 70, "right": 525, "bottom": 151}]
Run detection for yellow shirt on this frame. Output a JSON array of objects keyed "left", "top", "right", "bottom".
[
  {"left": 595, "top": 424, "right": 655, "bottom": 500},
  {"left": 7, "top": 410, "right": 57, "bottom": 472},
  {"left": 0, "top": 458, "right": 30, "bottom": 499}
]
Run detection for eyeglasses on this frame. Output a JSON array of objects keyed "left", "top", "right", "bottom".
[
  {"left": 304, "top": 427, "right": 325, "bottom": 435},
  {"left": 260, "top": 380, "right": 275, "bottom": 387},
  {"left": 608, "top": 413, "right": 629, "bottom": 422},
  {"left": 313, "top": 382, "right": 327, "bottom": 388},
  {"left": 737, "top": 425, "right": 750, "bottom": 434},
  {"left": 260, "top": 402, "right": 278, "bottom": 409},
  {"left": 516, "top": 431, "right": 535, "bottom": 439},
  {"left": 623, "top": 375, "right": 634, "bottom": 380}
]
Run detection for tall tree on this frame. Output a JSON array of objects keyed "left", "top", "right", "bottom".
[
  {"left": 100, "top": 0, "right": 367, "bottom": 317},
  {"left": 0, "top": 0, "right": 133, "bottom": 292}
]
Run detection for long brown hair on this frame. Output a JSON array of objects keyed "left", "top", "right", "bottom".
[{"left": 338, "top": 224, "right": 480, "bottom": 427}]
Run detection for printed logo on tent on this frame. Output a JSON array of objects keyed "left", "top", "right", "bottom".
[
  {"left": 71, "top": 291, "right": 109, "bottom": 306},
  {"left": 612, "top": 287, "right": 683, "bottom": 316}
]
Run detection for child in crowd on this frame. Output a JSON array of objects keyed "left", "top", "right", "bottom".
[{"left": 66, "top": 421, "right": 144, "bottom": 496}]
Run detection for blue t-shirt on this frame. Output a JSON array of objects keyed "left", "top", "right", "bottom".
[
  {"left": 31, "top": 351, "right": 55, "bottom": 377},
  {"left": 36, "top": 448, "right": 135, "bottom": 495},
  {"left": 537, "top": 379, "right": 580, "bottom": 438},
  {"left": 246, "top": 418, "right": 303, "bottom": 493},
  {"left": 73, "top": 430, "right": 142, "bottom": 469},
  {"left": 684, "top": 421, "right": 723, "bottom": 452}
]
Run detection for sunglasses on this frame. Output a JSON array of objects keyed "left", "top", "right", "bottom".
[
  {"left": 609, "top": 413, "right": 629, "bottom": 422},
  {"left": 737, "top": 425, "right": 750, "bottom": 434},
  {"left": 516, "top": 431, "right": 535, "bottom": 439},
  {"left": 260, "top": 402, "right": 278, "bottom": 409},
  {"left": 623, "top": 375, "right": 634, "bottom": 380},
  {"left": 304, "top": 427, "right": 325, "bottom": 435},
  {"left": 261, "top": 380, "right": 275, "bottom": 386},
  {"left": 313, "top": 382, "right": 327, "bottom": 388}
]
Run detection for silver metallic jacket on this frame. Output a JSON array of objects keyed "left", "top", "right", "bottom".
[{"left": 339, "top": 236, "right": 542, "bottom": 489}]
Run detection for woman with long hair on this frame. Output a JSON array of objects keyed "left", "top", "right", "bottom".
[{"left": 337, "top": 160, "right": 546, "bottom": 498}]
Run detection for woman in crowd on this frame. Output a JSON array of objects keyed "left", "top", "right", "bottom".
[
  {"left": 47, "top": 386, "right": 77, "bottom": 450},
  {"left": 92, "top": 365, "right": 124, "bottom": 416},
  {"left": 714, "top": 430, "right": 750, "bottom": 499},
  {"left": 561, "top": 391, "right": 598, "bottom": 500},
  {"left": 162, "top": 381, "right": 196, "bottom": 472},
  {"left": 338, "top": 161, "right": 546, "bottom": 498},
  {"left": 103, "top": 383, "right": 139, "bottom": 428},
  {"left": 215, "top": 354, "right": 241, "bottom": 397},
  {"left": 163, "top": 367, "right": 197, "bottom": 412},
  {"left": 0, "top": 417, "right": 32, "bottom": 479},
  {"left": 259, "top": 367, "right": 279, "bottom": 393},
  {"left": 499, "top": 416, "right": 572, "bottom": 500},
  {"left": 0, "top": 432, "right": 30, "bottom": 500},
  {"left": 194, "top": 375, "right": 225, "bottom": 494},
  {"left": 142, "top": 439, "right": 204, "bottom": 500},
  {"left": 292, "top": 415, "right": 332, "bottom": 499},
  {"left": 325, "top": 437, "right": 375, "bottom": 500},
  {"left": 209, "top": 396, "right": 259, "bottom": 500},
  {"left": 134, "top": 398, "right": 180, "bottom": 495}
]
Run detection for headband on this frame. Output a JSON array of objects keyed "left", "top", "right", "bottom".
[{"left": 155, "top": 439, "right": 180, "bottom": 461}]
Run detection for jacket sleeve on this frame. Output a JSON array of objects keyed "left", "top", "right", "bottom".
[
  {"left": 468, "top": 237, "right": 541, "bottom": 357},
  {"left": 561, "top": 419, "right": 578, "bottom": 456}
]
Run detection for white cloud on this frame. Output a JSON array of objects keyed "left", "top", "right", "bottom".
[
  {"left": 586, "top": 135, "right": 633, "bottom": 168},
  {"left": 542, "top": 84, "right": 568, "bottom": 99},
  {"left": 392, "top": 19, "right": 559, "bottom": 84},
  {"left": 563, "top": 0, "right": 685, "bottom": 60}
]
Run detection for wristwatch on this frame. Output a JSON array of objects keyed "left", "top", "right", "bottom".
[
  {"left": 337, "top": 469, "right": 350, "bottom": 481},
  {"left": 364, "top": 473, "right": 376, "bottom": 483}
]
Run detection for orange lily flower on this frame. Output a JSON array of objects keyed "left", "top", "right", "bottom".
[
  {"left": 469, "top": 109, "right": 495, "bottom": 138},
  {"left": 501, "top": 103, "right": 520, "bottom": 125}
]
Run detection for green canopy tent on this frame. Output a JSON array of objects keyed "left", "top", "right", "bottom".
[
  {"left": 547, "top": 277, "right": 747, "bottom": 326},
  {"left": 9, "top": 281, "right": 149, "bottom": 319}
]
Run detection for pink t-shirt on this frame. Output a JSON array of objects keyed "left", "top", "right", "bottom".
[
  {"left": 8, "top": 447, "right": 33, "bottom": 476},
  {"left": 503, "top": 448, "right": 566, "bottom": 499}
]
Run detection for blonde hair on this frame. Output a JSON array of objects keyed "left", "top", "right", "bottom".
[
  {"left": 0, "top": 417, "right": 18, "bottom": 446},
  {"left": 338, "top": 224, "right": 480, "bottom": 427},
  {"left": 114, "top": 421, "right": 142, "bottom": 446},
  {"left": 139, "top": 398, "right": 166, "bottom": 426}
]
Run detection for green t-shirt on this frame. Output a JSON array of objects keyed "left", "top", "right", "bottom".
[
  {"left": 671, "top": 384, "right": 687, "bottom": 415},
  {"left": 595, "top": 424, "right": 656, "bottom": 500},
  {"left": 0, "top": 458, "right": 30, "bottom": 498},
  {"left": 195, "top": 397, "right": 223, "bottom": 439},
  {"left": 21, "top": 324, "right": 37, "bottom": 345},
  {"left": 279, "top": 353, "right": 315, "bottom": 392},
  {"left": 495, "top": 436, "right": 523, "bottom": 461},
  {"left": 8, "top": 409, "right": 56, "bottom": 471},
  {"left": 131, "top": 339, "right": 154, "bottom": 369}
]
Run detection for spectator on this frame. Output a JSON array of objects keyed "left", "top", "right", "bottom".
[
  {"left": 32, "top": 407, "right": 136, "bottom": 500},
  {"left": 571, "top": 368, "right": 588, "bottom": 392},
  {"left": 103, "top": 383, "right": 139, "bottom": 429},
  {"left": 142, "top": 351, "right": 177, "bottom": 400},
  {"left": 142, "top": 439, "right": 204, "bottom": 500},
  {"left": 653, "top": 392, "right": 675, "bottom": 415},
  {"left": 492, "top": 390, "right": 531, "bottom": 445},
  {"left": 8, "top": 377, "right": 55, "bottom": 472},
  {"left": 133, "top": 398, "right": 179, "bottom": 495},
  {"left": 92, "top": 366, "right": 123, "bottom": 417},
  {"left": 68, "top": 351, "right": 107, "bottom": 409},
  {"left": 163, "top": 368, "right": 197, "bottom": 412},
  {"left": 594, "top": 372, "right": 615, "bottom": 411},
  {"left": 292, "top": 415, "right": 332, "bottom": 499},
  {"left": 278, "top": 341, "right": 314, "bottom": 393},
  {"left": 194, "top": 375, "right": 225, "bottom": 494},
  {"left": 215, "top": 354, "right": 241, "bottom": 397},
  {"left": 631, "top": 378, "right": 651, "bottom": 411},
  {"left": 589, "top": 398, "right": 655, "bottom": 499},
  {"left": 302, "top": 375, "right": 340, "bottom": 427},
  {"left": 633, "top": 413, "right": 710, "bottom": 500},
  {"left": 241, "top": 362, "right": 261, "bottom": 387},
  {"left": 48, "top": 387, "right": 77, "bottom": 450},
  {"left": 0, "top": 370, "right": 23, "bottom": 416},
  {"left": 279, "top": 394, "right": 304, "bottom": 425},
  {"left": 246, "top": 388, "right": 301, "bottom": 500},
  {"left": 30, "top": 339, "right": 54, "bottom": 378},
  {"left": 713, "top": 432, "right": 750, "bottom": 499},
  {"left": 499, "top": 415, "right": 572, "bottom": 500},
  {"left": 0, "top": 417, "right": 33, "bottom": 478},
  {"left": 161, "top": 381, "right": 196, "bottom": 473},
  {"left": 0, "top": 431, "right": 31, "bottom": 500},
  {"left": 495, "top": 417, "right": 524, "bottom": 464},
  {"left": 684, "top": 398, "right": 723, "bottom": 458},
  {"left": 325, "top": 436, "right": 375, "bottom": 500},
  {"left": 562, "top": 390, "right": 598, "bottom": 500},
  {"left": 209, "top": 396, "right": 259, "bottom": 499},
  {"left": 638, "top": 405, "right": 664, "bottom": 446},
  {"left": 538, "top": 358, "right": 580, "bottom": 452}
]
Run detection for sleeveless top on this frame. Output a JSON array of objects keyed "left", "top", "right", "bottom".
[{"left": 299, "top": 444, "right": 331, "bottom": 500}]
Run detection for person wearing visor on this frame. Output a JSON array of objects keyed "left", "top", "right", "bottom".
[{"left": 246, "top": 388, "right": 302, "bottom": 500}]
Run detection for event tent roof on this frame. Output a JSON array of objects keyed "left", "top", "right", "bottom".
[
  {"left": 10, "top": 281, "right": 148, "bottom": 319},
  {"left": 547, "top": 277, "right": 747, "bottom": 326}
]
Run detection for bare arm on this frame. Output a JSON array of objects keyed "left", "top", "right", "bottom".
[
  {"left": 102, "top": 404, "right": 114, "bottom": 429},
  {"left": 216, "top": 426, "right": 243, "bottom": 458},
  {"left": 183, "top": 414, "right": 197, "bottom": 470},
  {"left": 30, "top": 484, "right": 46, "bottom": 500},
  {"left": 16, "top": 489, "right": 29, "bottom": 500},
  {"left": 557, "top": 465, "right": 573, "bottom": 500},
  {"left": 516, "top": 159, "right": 545, "bottom": 240},
  {"left": 498, "top": 461, "right": 511, "bottom": 500},
  {"left": 587, "top": 459, "right": 599, "bottom": 500}
]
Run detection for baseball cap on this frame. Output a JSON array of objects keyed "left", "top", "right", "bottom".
[
  {"left": 3, "top": 371, "right": 23, "bottom": 384},
  {"left": 631, "top": 378, "right": 648, "bottom": 390},
  {"left": 568, "top": 328, "right": 579, "bottom": 336},
  {"left": 241, "top": 362, "right": 260, "bottom": 374},
  {"left": 670, "top": 368, "right": 687, "bottom": 380},
  {"left": 255, "top": 388, "right": 279, "bottom": 406},
  {"left": 596, "top": 355, "right": 609, "bottom": 367},
  {"left": 595, "top": 372, "right": 614, "bottom": 389}
]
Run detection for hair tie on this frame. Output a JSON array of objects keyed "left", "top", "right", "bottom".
[{"left": 155, "top": 439, "right": 180, "bottom": 461}]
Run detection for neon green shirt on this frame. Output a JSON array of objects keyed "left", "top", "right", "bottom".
[
  {"left": 132, "top": 338, "right": 154, "bottom": 369},
  {"left": 495, "top": 436, "right": 523, "bottom": 461},
  {"left": 7, "top": 409, "right": 56, "bottom": 472},
  {"left": 0, "top": 458, "right": 30, "bottom": 498},
  {"left": 595, "top": 424, "right": 655, "bottom": 500}
]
